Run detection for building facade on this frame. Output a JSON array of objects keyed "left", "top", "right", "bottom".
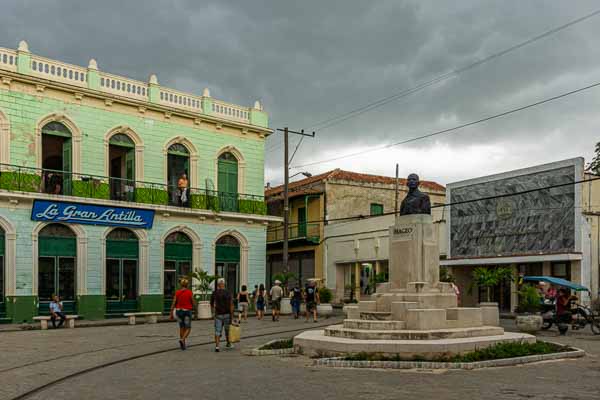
[
  {"left": 442, "top": 157, "right": 599, "bottom": 311},
  {"left": 265, "top": 169, "right": 445, "bottom": 293},
  {"left": 0, "top": 41, "right": 278, "bottom": 323}
]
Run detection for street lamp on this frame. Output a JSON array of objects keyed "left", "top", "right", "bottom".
[{"left": 290, "top": 171, "right": 312, "bottom": 179}]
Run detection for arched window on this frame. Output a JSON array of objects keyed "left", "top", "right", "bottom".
[
  {"left": 41, "top": 122, "right": 73, "bottom": 195},
  {"left": 163, "top": 231, "right": 193, "bottom": 311},
  {"left": 215, "top": 235, "right": 241, "bottom": 295},
  {"left": 38, "top": 224, "right": 77, "bottom": 313},
  {"left": 218, "top": 152, "right": 238, "bottom": 212},
  {"left": 106, "top": 228, "right": 139, "bottom": 314},
  {"left": 108, "top": 134, "right": 136, "bottom": 201},
  {"left": 167, "top": 143, "right": 190, "bottom": 207}
]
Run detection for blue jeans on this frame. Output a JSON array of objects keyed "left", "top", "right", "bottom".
[
  {"left": 214, "top": 314, "right": 231, "bottom": 339},
  {"left": 291, "top": 299, "right": 301, "bottom": 315}
]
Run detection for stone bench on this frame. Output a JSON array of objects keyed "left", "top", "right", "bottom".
[
  {"left": 33, "top": 315, "right": 79, "bottom": 330},
  {"left": 123, "top": 312, "right": 162, "bottom": 325}
]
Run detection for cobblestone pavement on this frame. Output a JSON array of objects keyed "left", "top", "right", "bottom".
[{"left": 2, "top": 317, "right": 600, "bottom": 400}]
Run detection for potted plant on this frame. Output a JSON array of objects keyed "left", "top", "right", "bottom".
[
  {"left": 272, "top": 272, "right": 297, "bottom": 315},
  {"left": 188, "top": 269, "right": 217, "bottom": 320},
  {"left": 469, "top": 267, "right": 513, "bottom": 303},
  {"left": 514, "top": 285, "right": 543, "bottom": 333},
  {"left": 317, "top": 286, "right": 334, "bottom": 317}
]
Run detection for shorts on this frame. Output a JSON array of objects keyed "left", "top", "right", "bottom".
[
  {"left": 215, "top": 314, "right": 231, "bottom": 337},
  {"left": 271, "top": 299, "right": 281, "bottom": 311},
  {"left": 238, "top": 302, "right": 249, "bottom": 313},
  {"left": 176, "top": 309, "right": 192, "bottom": 329},
  {"left": 256, "top": 300, "right": 265, "bottom": 311},
  {"left": 307, "top": 301, "right": 317, "bottom": 312}
]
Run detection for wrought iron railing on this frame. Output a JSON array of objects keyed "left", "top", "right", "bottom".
[
  {"left": 0, "top": 163, "right": 266, "bottom": 215},
  {"left": 266, "top": 222, "right": 320, "bottom": 243}
]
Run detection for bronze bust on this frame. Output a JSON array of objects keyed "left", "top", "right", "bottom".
[{"left": 399, "top": 173, "right": 431, "bottom": 215}]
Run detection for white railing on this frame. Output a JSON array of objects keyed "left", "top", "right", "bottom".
[
  {"left": 99, "top": 71, "right": 148, "bottom": 101},
  {"left": 30, "top": 54, "right": 87, "bottom": 88},
  {"left": 0, "top": 48, "right": 17, "bottom": 72},
  {"left": 159, "top": 87, "right": 202, "bottom": 113},
  {"left": 212, "top": 100, "right": 250, "bottom": 122},
  {"left": 0, "top": 43, "right": 261, "bottom": 126}
]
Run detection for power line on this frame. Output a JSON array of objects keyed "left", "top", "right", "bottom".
[
  {"left": 307, "top": 8, "right": 600, "bottom": 132},
  {"left": 291, "top": 79, "right": 600, "bottom": 169},
  {"left": 267, "top": 174, "right": 600, "bottom": 228}
]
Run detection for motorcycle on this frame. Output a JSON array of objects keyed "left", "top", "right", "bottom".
[{"left": 541, "top": 301, "right": 600, "bottom": 335}]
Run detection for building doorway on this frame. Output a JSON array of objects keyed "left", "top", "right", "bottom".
[
  {"left": 38, "top": 224, "right": 76, "bottom": 315},
  {"left": 167, "top": 143, "right": 190, "bottom": 207},
  {"left": 41, "top": 122, "right": 72, "bottom": 195},
  {"left": 0, "top": 228, "right": 5, "bottom": 319},
  {"left": 105, "top": 228, "right": 139, "bottom": 315},
  {"left": 217, "top": 152, "right": 238, "bottom": 212},
  {"left": 215, "top": 235, "right": 240, "bottom": 296},
  {"left": 108, "top": 133, "right": 135, "bottom": 201},
  {"left": 163, "top": 231, "right": 192, "bottom": 313}
]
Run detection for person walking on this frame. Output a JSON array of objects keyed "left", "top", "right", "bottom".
[
  {"left": 291, "top": 284, "right": 302, "bottom": 319},
  {"left": 270, "top": 280, "right": 284, "bottom": 322},
  {"left": 556, "top": 288, "right": 573, "bottom": 336},
  {"left": 304, "top": 281, "right": 320, "bottom": 323},
  {"left": 169, "top": 278, "right": 196, "bottom": 350},
  {"left": 237, "top": 285, "right": 250, "bottom": 322},
  {"left": 49, "top": 294, "right": 66, "bottom": 329},
  {"left": 211, "top": 278, "right": 234, "bottom": 352},
  {"left": 255, "top": 284, "right": 266, "bottom": 320}
]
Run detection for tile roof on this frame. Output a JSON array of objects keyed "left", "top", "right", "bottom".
[{"left": 265, "top": 168, "right": 445, "bottom": 197}]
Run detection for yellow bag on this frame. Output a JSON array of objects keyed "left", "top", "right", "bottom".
[{"left": 229, "top": 323, "right": 241, "bottom": 343}]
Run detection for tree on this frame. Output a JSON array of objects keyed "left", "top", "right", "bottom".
[
  {"left": 469, "top": 267, "right": 514, "bottom": 303},
  {"left": 586, "top": 142, "right": 600, "bottom": 174}
]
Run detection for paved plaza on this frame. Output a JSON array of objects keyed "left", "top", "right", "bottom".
[{"left": 0, "top": 315, "right": 599, "bottom": 400}]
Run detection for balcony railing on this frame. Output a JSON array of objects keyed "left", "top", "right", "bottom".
[
  {"left": 266, "top": 222, "right": 320, "bottom": 243},
  {"left": 0, "top": 163, "right": 266, "bottom": 215}
]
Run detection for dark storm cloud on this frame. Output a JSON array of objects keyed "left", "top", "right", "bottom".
[{"left": 1, "top": 1, "right": 599, "bottom": 185}]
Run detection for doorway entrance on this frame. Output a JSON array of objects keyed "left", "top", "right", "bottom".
[
  {"left": 217, "top": 152, "right": 238, "bottom": 212},
  {"left": 105, "top": 228, "right": 139, "bottom": 315},
  {"left": 38, "top": 224, "right": 76, "bottom": 315},
  {"left": 41, "top": 122, "right": 72, "bottom": 195},
  {"left": 215, "top": 235, "right": 240, "bottom": 296},
  {"left": 0, "top": 228, "right": 5, "bottom": 319},
  {"left": 163, "top": 231, "right": 192, "bottom": 312},
  {"left": 108, "top": 133, "right": 135, "bottom": 201},
  {"left": 167, "top": 143, "right": 190, "bottom": 207}
]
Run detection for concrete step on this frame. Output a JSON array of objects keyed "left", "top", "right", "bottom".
[
  {"left": 343, "top": 319, "right": 406, "bottom": 330},
  {"left": 324, "top": 325, "right": 505, "bottom": 341},
  {"left": 360, "top": 311, "right": 392, "bottom": 321}
]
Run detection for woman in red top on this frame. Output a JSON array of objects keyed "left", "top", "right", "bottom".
[{"left": 170, "top": 278, "right": 196, "bottom": 350}]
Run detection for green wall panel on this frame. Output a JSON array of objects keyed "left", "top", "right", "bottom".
[
  {"left": 139, "top": 294, "right": 163, "bottom": 313},
  {"left": 6, "top": 296, "right": 37, "bottom": 323},
  {"left": 77, "top": 295, "right": 106, "bottom": 320}
]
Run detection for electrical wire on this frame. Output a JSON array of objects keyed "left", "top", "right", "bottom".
[
  {"left": 266, "top": 174, "right": 600, "bottom": 229},
  {"left": 291, "top": 80, "right": 600, "bottom": 169},
  {"left": 307, "top": 8, "right": 600, "bottom": 132}
]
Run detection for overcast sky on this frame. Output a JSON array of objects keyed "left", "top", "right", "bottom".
[{"left": 2, "top": 0, "right": 599, "bottom": 187}]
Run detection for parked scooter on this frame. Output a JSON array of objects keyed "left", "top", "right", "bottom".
[{"left": 542, "top": 302, "right": 600, "bottom": 335}]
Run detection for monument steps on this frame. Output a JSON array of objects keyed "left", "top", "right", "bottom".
[
  {"left": 324, "top": 325, "right": 505, "bottom": 341},
  {"left": 343, "top": 319, "right": 406, "bottom": 330},
  {"left": 359, "top": 311, "right": 392, "bottom": 321}
]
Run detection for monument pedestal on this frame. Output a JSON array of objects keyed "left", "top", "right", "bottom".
[{"left": 295, "top": 215, "right": 534, "bottom": 359}]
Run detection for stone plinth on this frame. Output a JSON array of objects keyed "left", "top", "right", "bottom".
[{"left": 389, "top": 214, "right": 439, "bottom": 289}]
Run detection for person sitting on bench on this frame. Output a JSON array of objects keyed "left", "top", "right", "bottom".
[{"left": 49, "top": 294, "right": 67, "bottom": 329}]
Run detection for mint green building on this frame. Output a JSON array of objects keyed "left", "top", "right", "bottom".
[{"left": 0, "top": 41, "right": 277, "bottom": 323}]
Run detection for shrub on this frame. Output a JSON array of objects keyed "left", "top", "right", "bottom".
[
  {"left": 72, "top": 179, "right": 110, "bottom": 199},
  {"left": 515, "top": 285, "right": 542, "bottom": 314},
  {"left": 319, "top": 287, "right": 333, "bottom": 304},
  {"left": 135, "top": 187, "right": 168, "bottom": 205},
  {"left": 259, "top": 338, "right": 294, "bottom": 350}
]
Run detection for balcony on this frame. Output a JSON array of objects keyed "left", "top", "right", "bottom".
[
  {"left": 266, "top": 222, "right": 320, "bottom": 244},
  {"left": 0, "top": 163, "right": 266, "bottom": 215}
]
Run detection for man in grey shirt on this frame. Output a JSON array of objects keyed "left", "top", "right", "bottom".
[{"left": 270, "top": 280, "right": 283, "bottom": 322}]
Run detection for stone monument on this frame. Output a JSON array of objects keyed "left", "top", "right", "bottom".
[{"left": 295, "top": 174, "right": 534, "bottom": 359}]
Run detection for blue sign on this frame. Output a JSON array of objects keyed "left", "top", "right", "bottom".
[{"left": 31, "top": 200, "right": 155, "bottom": 229}]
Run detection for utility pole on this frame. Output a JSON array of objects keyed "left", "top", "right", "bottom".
[
  {"left": 394, "top": 163, "right": 399, "bottom": 223},
  {"left": 277, "top": 127, "right": 316, "bottom": 274}
]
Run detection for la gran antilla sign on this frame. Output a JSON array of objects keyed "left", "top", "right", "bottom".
[{"left": 31, "top": 200, "right": 155, "bottom": 229}]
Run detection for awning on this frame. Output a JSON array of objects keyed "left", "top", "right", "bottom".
[{"left": 523, "top": 276, "right": 589, "bottom": 292}]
